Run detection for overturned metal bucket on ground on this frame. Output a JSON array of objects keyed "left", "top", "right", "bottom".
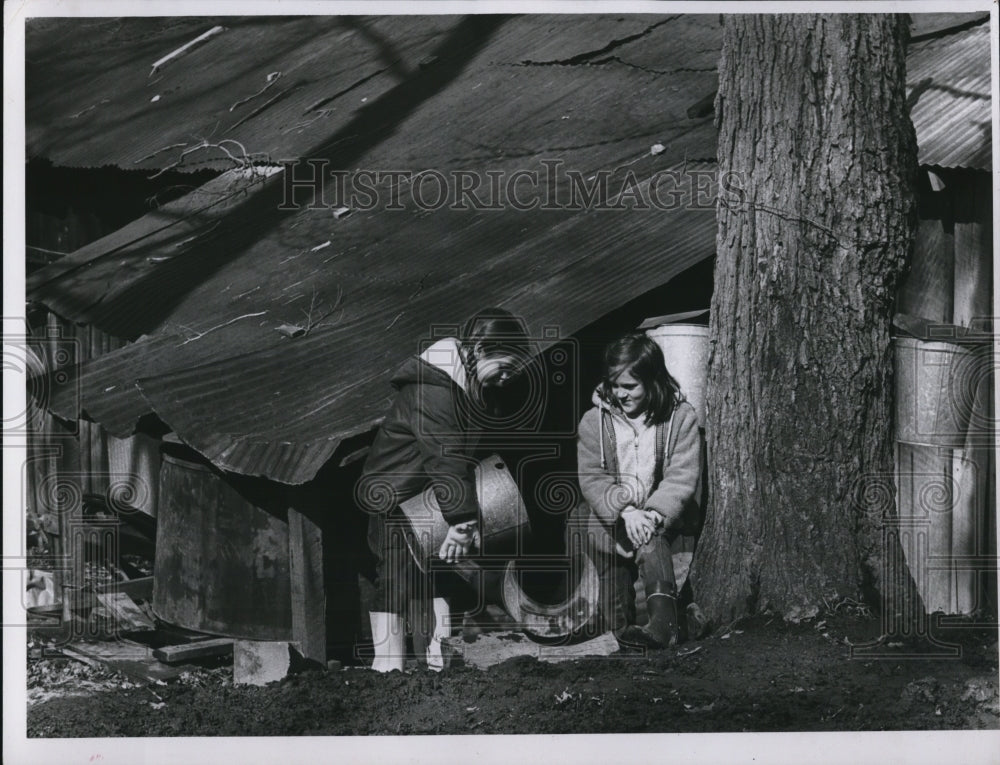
[{"left": 500, "top": 550, "right": 601, "bottom": 640}]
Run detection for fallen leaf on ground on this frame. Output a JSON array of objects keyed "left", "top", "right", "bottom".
[{"left": 683, "top": 702, "right": 715, "bottom": 714}]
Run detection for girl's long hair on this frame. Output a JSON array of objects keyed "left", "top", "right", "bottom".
[
  {"left": 458, "top": 307, "right": 532, "bottom": 410},
  {"left": 598, "top": 332, "right": 681, "bottom": 425},
  {"left": 460, "top": 307, "right": 531, "bottom": 360}
]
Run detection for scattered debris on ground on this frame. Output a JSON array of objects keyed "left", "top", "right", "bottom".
[{"left": 26, "top": 612, "right": 999, "bottom": 736}]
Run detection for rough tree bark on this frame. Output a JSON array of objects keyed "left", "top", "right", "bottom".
[{"left": 690, "top": 15, "right": 920, "bottom": 623}]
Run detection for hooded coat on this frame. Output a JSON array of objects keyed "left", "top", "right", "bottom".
[
  {"left": 575, "top": 388, "right": 702, "bottom": 551},
  {"left": 360, "top": 337, "right": 483, "bottom": 526}
]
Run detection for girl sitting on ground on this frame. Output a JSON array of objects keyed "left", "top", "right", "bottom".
[{"left": 575, "top": 332, "right": 702, "bottom": 648}]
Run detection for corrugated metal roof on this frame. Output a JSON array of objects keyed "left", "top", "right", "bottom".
[
  {"left": 28, "top": 14, "right": 991, "bottom": 176},
  {"left": 26, "top": 16, "right": 457, "bottom": 171},
  {"left": 909, "top": 12, "right": 990, "bottom": 39},
  {"left": 41, "top": 190, "right": 716, "bottom": 483},
  {"left": 907, "top": 20, "right": 992, "bottom": 171},
  {"left": 28, "top": 15, "right": 721, "bottom": 483},
  {"left": 26, "top": 15, "right": 720, "bottom": 172}
]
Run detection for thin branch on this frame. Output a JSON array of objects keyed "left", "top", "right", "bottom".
[
  {"left": 214, "top": 139, "right": 252, "bottom": 167},
  {"left": 300, "top": 290, "right": 319, "bottom": 326},
  {"left": 148, "top": 143, "right": 214, "bottom": 179},
  {"left": 146, "top": 139, "right": 266, "bottom": 180},
  {"left": 296, "top": 286, "right": 344, "bottom": 336},
  {"left": 230, "top": 71, "right": 282, "bottom": 112},
  {"left": 68, "top": 99, "right": 110, "bottom": 119},
  {"left": 150, "top": 25, "right": 226, "bottom": 76},
  {"left": 178, "top": 311, "right": 267, "bottom": 345}
]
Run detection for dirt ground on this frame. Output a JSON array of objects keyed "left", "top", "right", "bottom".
[{"left": 25, "top": 611, "right": 999, "bottom": 737}]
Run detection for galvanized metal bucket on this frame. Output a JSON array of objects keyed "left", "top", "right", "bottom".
[
  {"left": 894, "top": 337, "right": 991, "bottom": 447},
  {"left": 894, "top": 336, "right": 994, "bottom": 615},
  {"left": 399, "top": 454, "right": 529, "bottom": 571},
  {"left": 644, "top": 323, "right": 710, "bottom": 427}
]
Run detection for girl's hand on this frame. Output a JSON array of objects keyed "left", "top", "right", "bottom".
[
  {"left": 439, "top": 521, "right": 480, "bottom": 563},
  {"left": 643, "top": 509, "right": 665, "bottom": 530},
  {"left": 622, "top": 507, "right": 656, "bottom": 547}
]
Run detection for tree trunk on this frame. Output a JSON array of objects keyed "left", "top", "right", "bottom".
[{"left": 690, "top": 14, "right": 920, "bottom": 623}]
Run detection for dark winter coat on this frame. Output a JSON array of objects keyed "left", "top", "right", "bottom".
[{"left": 359, "top": 338, "right": 483, "bottom": 526}]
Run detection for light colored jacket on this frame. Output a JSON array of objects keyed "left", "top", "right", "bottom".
[{"left": 575, "top": 389, "right": 703, "bottom": 547}]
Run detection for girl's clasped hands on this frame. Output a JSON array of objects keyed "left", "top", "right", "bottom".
[{"left": 620, "top": 506, "right": 663, "bottom": 547}]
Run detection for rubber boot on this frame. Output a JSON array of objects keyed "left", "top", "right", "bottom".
[
  {"left": 369, "top": 611, "right": 405, "bottom": 672},
  {"left": 426, "top": 597, "right": 451, "bottom": 672},
  {"left": 644, "top": 581, "right": 679, "bottom": 648},
  {"left": 618, "top": 582, "right": 678, "bottom": 649}
]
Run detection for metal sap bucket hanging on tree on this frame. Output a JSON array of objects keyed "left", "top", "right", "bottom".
[
  {"left": 894, "top": 336, "right": 994, "bottom": 615},
  {"left": 643, "top": 321, "right": 711, "bottom": 429}
]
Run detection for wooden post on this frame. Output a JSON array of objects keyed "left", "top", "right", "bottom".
[
  {"left": 951, "top": 172, "right": 992, "bottom": 614},
  {"left": 897, "top": 214, "right": 954, "bottom": 323},
  {"left": 952, "top": 173, "right": 991, "bottom": 327},
  {"left": 154, "top": 638, "right": 234, "bottom": 664},
  {"left": 288, "top": 508, "right": 326, "bottom": 665}
]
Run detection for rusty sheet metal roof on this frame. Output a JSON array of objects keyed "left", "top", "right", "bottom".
[
  {"left": 40, "top": 192, "right": 716, "bottom": 483},
  {"left": 26, "top": 15, "right": 721, "bottom": 172},
  {"left": 907, "top": 19, "right": 992, "bottom": 171},
  {"left": 28, "top": 15, "right": 721, "bottom": 484},
  {"left": 27, "top": 14, "right": 992, "bottom": 176},
  {"left": 26, "top": 16, "right": 457, "bottom": 171}
]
